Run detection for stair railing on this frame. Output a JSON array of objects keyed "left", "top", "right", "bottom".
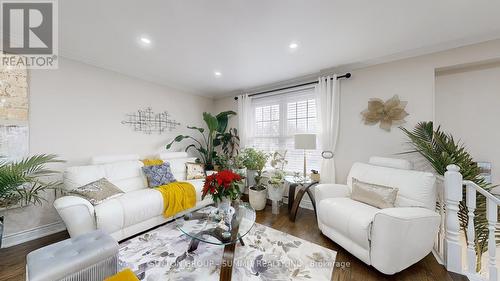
[{"left": 444, "top": 164, "right": 499, "bottom": 281}]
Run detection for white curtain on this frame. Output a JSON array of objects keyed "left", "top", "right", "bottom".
[
  {"left": 237, "top": 94, "right": 252, "bottom": 148},
  {"left": 315, "top": 75, "right": 340, "bottom": 183}
]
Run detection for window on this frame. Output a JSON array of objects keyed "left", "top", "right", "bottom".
[{"left": 248, "top": 88, "right": 321, "bottom": 173}]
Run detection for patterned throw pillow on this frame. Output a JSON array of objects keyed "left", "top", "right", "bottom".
[
  {"left": 186, "top": 162, "right": 205, "bottom": 180},
  {"left": 142, "top": 162, "right": 176, "bottom": 188},
  {"left": 70, "top": 178, "right": 124, "bottom": 205}
]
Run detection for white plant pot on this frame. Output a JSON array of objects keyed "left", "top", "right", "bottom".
[
  {"left": 246, "top": 170, "right": 257, "bottom": 187},
  {"left": 249, "top": 187, "right": 267, "bottom": 211},
  {"left": 268, "top": 184, "right": 285, "bottom": 201}
]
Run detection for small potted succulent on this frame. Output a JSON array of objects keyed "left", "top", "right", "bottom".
[{"left": 241, "top": 148, "right": 269, "bottom": 211}]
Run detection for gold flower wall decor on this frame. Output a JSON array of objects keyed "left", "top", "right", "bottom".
[{"left": 361, "top": 95, "right": 409, "bottom": 131}]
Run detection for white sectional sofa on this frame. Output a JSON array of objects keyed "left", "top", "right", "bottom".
[
  {"left": 315, "top": 157, "right": 440, "bottom": 275},
  {"left": 54, "top": 152, "right": 212, "bottom": 241}
]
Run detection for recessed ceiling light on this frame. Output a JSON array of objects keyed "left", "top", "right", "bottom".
[
  {"left": 214, "top": 71, "right": 222, "bottom": 77},
  {"left": 139, "top": 37, "right": 151, "bottom": 45},
  {"left": 289, "top": 42, "right": 299, "bottom": 49}
]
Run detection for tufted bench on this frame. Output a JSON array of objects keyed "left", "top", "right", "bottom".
[{"left": 26, "top": 230, "right": 119, "bottom": 281}]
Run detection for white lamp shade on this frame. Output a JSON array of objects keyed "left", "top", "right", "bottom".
[{"left": 294, "top": 134, "right": 317, "bottom": 150}]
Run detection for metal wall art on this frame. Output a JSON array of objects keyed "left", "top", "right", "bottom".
[
  {"left": 361, "top": 95, "right": 409, "bottom": 132},
  {"left": 122, "top": 107, "right": 180, "bottom": 134}
]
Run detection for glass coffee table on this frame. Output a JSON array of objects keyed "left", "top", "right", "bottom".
[{"left": 175, "top": 201, "right": 256, "bottom": 281}]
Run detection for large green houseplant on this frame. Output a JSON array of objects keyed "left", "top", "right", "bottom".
[
  {"left": 0, "top": 154, "right": 63, "bottom": 209},
  {"left": 166, "top": 111, "right": 236, "bottom": 170},
  {"left": 241, "top": 148, "right": 269, "bottom": 211},
  {"left": 401, "top": 121, "right": 498, "bottom": 270}
]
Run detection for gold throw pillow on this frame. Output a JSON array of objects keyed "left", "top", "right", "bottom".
[{"left": 351, "top": 178, "right": 399, "bottom": 209}]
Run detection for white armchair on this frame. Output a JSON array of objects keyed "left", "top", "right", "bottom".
[{"left": 316, "top": 158, "right": 440, "bottom": 275}]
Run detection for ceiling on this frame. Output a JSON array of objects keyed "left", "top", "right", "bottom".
[{"left": 58, "top": 0, "right": 500, "bottom": 97}]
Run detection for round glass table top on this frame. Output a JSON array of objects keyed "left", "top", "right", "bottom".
[{"left": 175, "top": 201, "right": 256, "bottom": 246}]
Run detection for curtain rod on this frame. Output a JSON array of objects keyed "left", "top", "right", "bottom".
[{"left": 234, "top": 73, "right": 351, "bottom": 101}]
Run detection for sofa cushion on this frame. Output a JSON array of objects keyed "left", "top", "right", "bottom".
[
  {"left": 64, "top": 161, "right": 147, "bottom": 193},
  {"left": 95, "top": 189, "right": 163, "bottom": 233},
  {"left": 186, "top": 179, "right": 205, "bottom": 201},
  {"left": 347, "top": 162, "right": 436, "bottom": 210},
  {"left": 318, "top": 197, "right": 379, "bottom": 250}
]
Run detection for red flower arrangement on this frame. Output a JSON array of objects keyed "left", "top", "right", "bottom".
[{"left": 202, "top": 170, "right": 242, "bottom": 203}]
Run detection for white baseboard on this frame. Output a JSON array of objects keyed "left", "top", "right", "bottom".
[
  {"left": 1, "top": 221, "right": 66, "bottom": 248},
  {"left": 432, "top": 248, "right": 444, "bottom": 265}
]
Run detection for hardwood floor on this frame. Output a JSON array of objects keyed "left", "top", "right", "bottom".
[{"left": 0, "top": 204, "right": 467, "bottom": 281}]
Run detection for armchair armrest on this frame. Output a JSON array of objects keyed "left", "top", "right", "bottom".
[
  {"left": 370, "top": 207, "right": 440, "bottom": 274},
  {"left": 54, "top": 196, "right": 96, "bottom": 237},
  {"left": 315, "top": 183, "right": 350, "bottom": 204}
]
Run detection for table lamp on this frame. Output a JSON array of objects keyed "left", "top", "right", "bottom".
[{"left": 294, "top": 133, "right": 317, "bottom": 180}]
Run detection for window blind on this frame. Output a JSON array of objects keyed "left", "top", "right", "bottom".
[{"left": 248, "top": 88, "right": 321, "bottom": 173}]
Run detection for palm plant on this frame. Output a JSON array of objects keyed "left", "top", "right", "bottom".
[
  {"left": 166, "top": 111, "right": 236, "bottom": 170},
  {"left": 400, "top": 121, "right": 498, "bottom": 271},
  {"left": 0, "top": 154, "right": 64, "bottom": 209}
]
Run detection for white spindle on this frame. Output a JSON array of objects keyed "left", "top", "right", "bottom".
[
  {"left": 444, "top": 164, "right": 463, "bottom": 274},
  {"left": 486, "top": 198, "right": 498, "bottom": 281},
  {"left": 466, "top": 183, "right": 477, "bottom": 274},
  {"left": 439, "top": 179, "right": 446, "bottom": 258}
]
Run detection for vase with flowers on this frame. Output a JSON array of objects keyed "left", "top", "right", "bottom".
[{"left": 202, "top": 170, "right": 243, "bottom": 216}]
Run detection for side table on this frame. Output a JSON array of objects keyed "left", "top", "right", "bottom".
[{"left": 286, "top": 177, "right": 319, "bottom": 222}]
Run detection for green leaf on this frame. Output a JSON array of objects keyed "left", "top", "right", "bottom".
[
  {"left": 215, "top": 111, "right": 236, "bottom": 133},
  {"left": 203, "top": 112, "right": 219, "bottom": 133},
  {"left": 166, "top": 135, "right": 190, "bottom": 149},
  {"left": 187, "top": 126, "right": 204, "bottom": 134},
  {"left": 0, "top": 154, "right": 64, "bottom": 208}
]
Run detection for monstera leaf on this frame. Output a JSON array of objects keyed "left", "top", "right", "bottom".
[{"left": 361, "top": 95, "right": 409, "bottom": 131}]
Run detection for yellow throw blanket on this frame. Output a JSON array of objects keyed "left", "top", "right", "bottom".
[
  {"left": 155, "top": 181, "right": 196, "bottom": 217},
  {"left": 142, "top": 159, "right": 196, "bottom": 217}
]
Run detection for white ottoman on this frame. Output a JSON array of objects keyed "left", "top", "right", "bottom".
[{"left": 27, "top": 230, "right": 119, "bottom": 281}]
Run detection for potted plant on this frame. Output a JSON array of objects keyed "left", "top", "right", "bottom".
[
  {"left": 241, "top": 148, "right": 269, "bottom": 210},
  {"left": 166, "top": 111, "right": 236, "bottom": 170},
  {"left": 214, "top": 154, "right": 230, "bottom": 171},
  {"left": 0, "top": 154, "right": 64, "bottom": 247},
  {"left": 202, "top": 170, "right": 242, "bottom": 213},
  {"left": 267, "top": 151, "right": 288, "bottom": 202},
  {"left": 241, "top": 148, "right": 266, "bottom": 187}
]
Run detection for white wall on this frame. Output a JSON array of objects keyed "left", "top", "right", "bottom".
[
  {"left": 215, "top": 39, "right": 500, "bottom": 183},
  {"left": 435, "top": 62, "right": 500, "bottom": 186},
  {"left": 2, "top": 58, "right": 214, "bottom": 244}
]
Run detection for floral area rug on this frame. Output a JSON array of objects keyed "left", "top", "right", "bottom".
[{"left": 119, "top": 207, "right": 336, "bottom": 281}]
